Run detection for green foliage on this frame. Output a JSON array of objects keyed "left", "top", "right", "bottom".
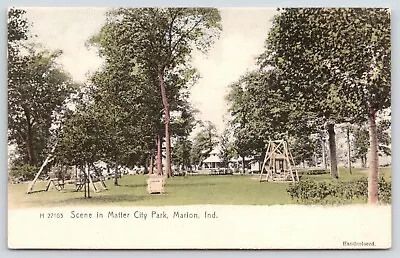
[
  {"left": 8, "top": 9, "right": 76, "bottom": 167},
  {"left": 90, "top": 7, "right": 222, "bottom": 122},
  {"left": 8, "top": 45, "right": 76, "bottom": 166},
  {"left": 87, "top": 8, "right": 221, "bottom": 174},
  {"left": 172, "top": 138, "right": 193, "bottom": 168},
  {"left": 352, "top": 123, "right": 369, "bottom": 166},
  {"left": 298, "top": 169, "right": 329, "bottom": 175},
  {"left": 9, "top": 164, "right": 38, "bottom": 181},
  {"left": 96, "top": 8, "right": 222, "bottom": 70},
  {"left": 55, "top": 102, "right": 106, "bottom": 166},
  {"left": 171, "top": 103, "right": 198, "bottom": 139},
  {"left": 190, "top": 121, "right": 218, "bottom": 165},
  {"left": 91, "top": 64, "right": 161, "bottom": 167},
  {"left": 227, "top": 8, "right": 391, "bottom": 181},
  {"left": 262, "top": 8, "right": 390, "bottom": 121},
  {"left": 227, "top": 70, "right": 286, "bottom": 157},
  {"left": 290, "top": 133, "right": 320, "bottom": 166},
  {"left": 352, "top": 114, "right": 391, "bottom": 167},
  {"left": 218, "top": 128, "right": 235, "bottom": 167},
  {"left": 8, "top": 8, "right": 30, "bottom": 58},
  {"left": 377, "top": 115, "right": 391, "bottom": 156},
  {"left": 287, "top": 177, "right": 391, "bottom": 204},
  {"left": 379, "top": 177, "right": 391, "bottom": 204},
  {"left": 226, "top": 69, "right": 321, "bottom": 165}
]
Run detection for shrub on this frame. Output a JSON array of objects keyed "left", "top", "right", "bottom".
[
  {"left": 9, "top": 164, "right": 38, "bottom": 181},
  {"left": 379, "top": 177, "right": 391, "bottom": 204},
  {"left": 287, "top": 177, "right": 391, "bottom": 205},
  {"left": 298, "top": 169, "right": 329, "bottom": 175}
]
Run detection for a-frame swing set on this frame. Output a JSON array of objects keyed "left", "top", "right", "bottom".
[
  {"left": 26, "top": 147, "right": 107, "bottom": 194},
  {"left": 259, "top": 140, "right": 299, "bottom": 182}
]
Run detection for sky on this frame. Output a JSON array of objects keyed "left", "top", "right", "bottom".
[{"left": 24, "top": 7, "right": 278, "bottom": 133}]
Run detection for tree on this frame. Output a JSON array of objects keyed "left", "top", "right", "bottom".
[
  {"left": 171, "top": 101, "right": 197, "bottom": 171},
  {"left": 226, "top": 69, "right": 321, "bottom": 172},
  {"left": 290, "top": 134, "right": 320, "bottom": 167},
  {"left": 342, "top": 124, "right": 353, "bottom": 173},
  {"left": 218, "top": 128, "right": 236, "bottom": 169},
  {"left": 55, "top": 100, "right": 106, "bottom": 168},
  {"left": 353, "top": 123, "right": 369, "bottom": 168},
  {"left": 320, "top": 9, "right": 390, "bottom": 203},
  {"left": 171, "top": 101, "right": 198, "bottom": 140},
  {"left": 8, "top": 8, "right": 29, "bottom": 59},
  {"left": 352, "top": 113, "right": 391, "bottom": 169},
  {"left": 8, "top": 8, "right": 30, "bottom": 165},
  {"left": 91, "top": 64, "right": 161, "bottom": 184},
  {"left": 261, "top": 8, "right": 390, "bottom": 203},
  {"left": 94, "top": 8, "right": 222, "bottom": 177},
  {"left": 8, "top": 47, "right": 76, "bottom": 166},
  {"left": 89, "top": 19, "right": 166, "bottom": 178},
  {"left": 226, "top": 71, "right": 281, "bottom": 164},
  {"left": 259, "top": 9, "right": 358, "bottom": 179},
  {"left": 172, "top": 138, "right": 193, "bottom": 170},
  {"left": 376, "top": 112, "right": 391, "bottom": 156},
  {"left": 190, "top": 121, "right": 218, "bottom": 167}
]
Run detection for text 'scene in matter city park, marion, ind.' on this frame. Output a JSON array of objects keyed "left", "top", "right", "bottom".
[{"left": 39, "top": 210, "right": 219, "bottom": 220}]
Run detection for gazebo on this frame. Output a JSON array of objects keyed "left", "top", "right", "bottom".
[{"left": 202, "top": 154, "right": 222, "bottom": 169}]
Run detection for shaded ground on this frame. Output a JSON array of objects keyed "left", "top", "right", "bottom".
[{"left": 8, "top": 167, "right": 391, "bottom": 208}]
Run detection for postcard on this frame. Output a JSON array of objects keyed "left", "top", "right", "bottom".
[{"left": 7, "top": 7, "right": 391, "bottom": 249}]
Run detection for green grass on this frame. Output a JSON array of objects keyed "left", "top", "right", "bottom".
[
  {"left": 301, "top": 167, "right": 392, "bottom": 182},
  {"left": 8, "top": 167, "right": 391, "bottom": 208}
]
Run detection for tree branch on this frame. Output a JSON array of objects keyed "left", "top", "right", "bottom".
[
  {"left": 164, "top": 16, "right": 205, "bottom": 68},
  {"left": 165, "top": 9, "right": 180, "bottom": 53}
]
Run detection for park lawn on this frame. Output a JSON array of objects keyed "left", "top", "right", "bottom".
[
  {"left": 8, "top": 167, "right": 391, "bottom": 208},
  {"left": 301, "top": 167, "right": 392, "bottom": 182},
  {"left": 9, "top": 175, "right": 292, "bottom": 208}
]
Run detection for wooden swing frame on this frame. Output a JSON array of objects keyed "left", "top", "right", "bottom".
[
  {"left": 26, "top": 150, "right": 107, "bottom": 194},
  {"left": 259, "top": 140, "right": 299, "bottom": 182}
]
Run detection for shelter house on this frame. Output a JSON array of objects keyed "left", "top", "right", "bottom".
[{"left": 202, "top": 148, "right": 222, "bottom": 170}]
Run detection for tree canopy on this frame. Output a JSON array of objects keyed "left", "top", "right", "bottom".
[
  {"left": 90, "top": 8, "right": 222, "bottom": 176},
  {"left": 228, "top": 8, "right": 390, "bottom": 203}
]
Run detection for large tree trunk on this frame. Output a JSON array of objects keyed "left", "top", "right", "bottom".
[
  {"left": 114, "top": 165, "right": 119, "bottom": 186},
  {"left": 158, "top": 69, "right": 172, "bottom": 178},
  {"left": 149, "top": 151, "right": 154, "bottom": 175},
  {"left": 241, "top": 155, "right": 245, "bottom": 174},
  {"left": 25, "top": 111, "right": 36, "bottom": 165},
  {"left": 87, "top": 165, "right": 91, "bottom": 198},
  {"left": 156, "top": 134, "right": 162, "bottom": 175},
  {"left": 368, "top": 110, "right": 379, "bottom": 204},
  {"left": 327, "top": 123, "right": 339, "bottom": 179},
  {"left": 84, "top": 172, "right": 87, "bottom": 198},
  {"left": 143, "top": 159, "right": 149, "bottom": 174},
  {"left": 26, "top": 133, "right": 35, "bottom": 165},
  {"left": 347, "top": 127, "right": 352, "bottom": 174}
]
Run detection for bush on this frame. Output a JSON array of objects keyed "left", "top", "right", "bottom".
[
  {"left": 379, "top": 178, "right": 391, "bottom": 204},
  {"left": 298, "top": 169, "right": 329, "bottom": 175},
  {"left": 9, "top": 164, "right": 38, "bottom": 182},
  {"left": 287, "top": 177, "right": 391, "bottom": 205}
]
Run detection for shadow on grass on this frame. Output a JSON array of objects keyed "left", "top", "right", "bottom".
[
  {"left": 165, "top": 182, "right": 217, "bottom": 187},
  {"left": 120, "top": 182, "right": 217, "bottom": 188},
  {"left": 41, "top": 194, "right": 149, "bottom": 206},
  {"left": 27, "top": 189, "right": 48, "bottom": 194},
  {"left": 120, "top": 183, "right": 147, "bottom": 188}
]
